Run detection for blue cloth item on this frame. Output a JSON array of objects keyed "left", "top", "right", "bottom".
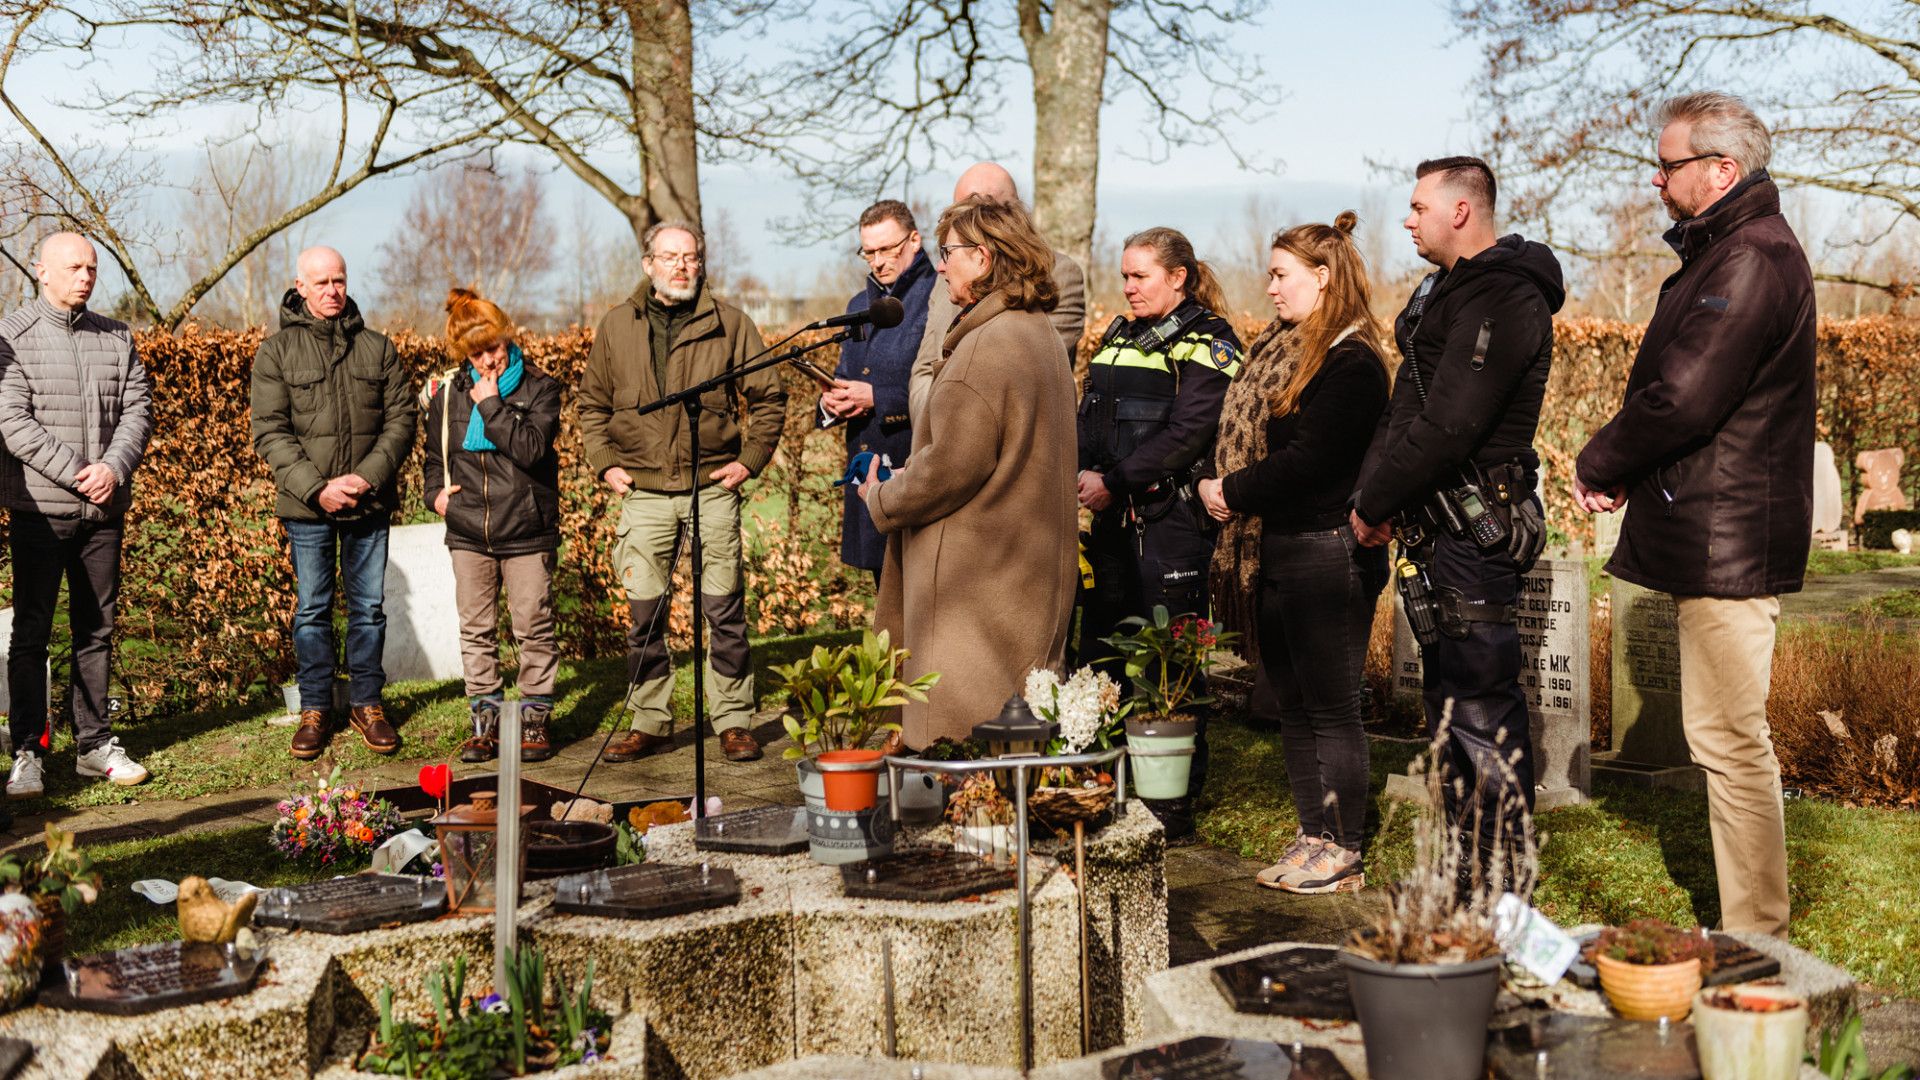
[
  {"left": 285, "top": 517, "right": 390, "bottom": 708},
  {"left": 837, "top": 450, "right": 893, "bottom": 489},
  {"left": 462, "top": 344, "right": 526, "bottom": 452}
]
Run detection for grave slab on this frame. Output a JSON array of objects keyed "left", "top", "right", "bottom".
[
  {"left": 1208, "top": 945, "right": 1354, "bottom": 1021},
  {"left": 40, "top": 941, "right": 270, "bottom": 1016},
  {"left": 840, "top": 848, "right": 1017, "bottom": 902},
  {"left": 696, "top": 805, "right": 810, "bottom": 855},
  {"left": 253, "top": 874, "right": 445, "bottom": 934},
  {"left": 1138, "top": 942, "right": 1368, "bottom": 1075},
  {"left": 723, "top": 1056, "right": 1019, "bottom": 1080},
  {"left": 1032, "top": 1033, "right": 1357, "bottom": 1080},
  {"left": 550, "top": 862, "right": 742, "bottom": 920}
]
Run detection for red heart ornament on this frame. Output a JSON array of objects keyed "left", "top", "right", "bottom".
[{"left": 418, "top": 763, "right": 451, "bottom": 800}]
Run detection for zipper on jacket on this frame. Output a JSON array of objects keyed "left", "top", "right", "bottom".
[
  {"left": 65, "top": 312, "right": 99, "bottom": 520},
  {"left": 481, "top": 449, "right": 493, "bottom": 548}
]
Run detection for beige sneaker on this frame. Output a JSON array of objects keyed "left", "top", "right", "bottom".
[
  {"left": 1274, "top": 839, "right": 1364, "bottom": 895},
  {"left": 1255, "top": 833, "right": 1324, "bottom": 889}
]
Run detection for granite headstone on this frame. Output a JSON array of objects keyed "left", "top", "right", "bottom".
[
  {"left": 1608, "top": 578, "right": 1692, "bottom": 770},
  {"left": 383, "top": 522, "right": 465, "bottom": 684},
  {"left": 41, "top": 941, "right": 268, "bottom": 1016}
]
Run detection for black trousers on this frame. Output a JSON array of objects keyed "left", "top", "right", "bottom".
[
  {"left": 9, "top": 513, "right": 122, "bottom": 756},
  {"left": 1421, "top": 534, "right": 1536, "bottom": 869},
  {"left": 1078, "top": 496, "right": 1216, "bottom": 794}
]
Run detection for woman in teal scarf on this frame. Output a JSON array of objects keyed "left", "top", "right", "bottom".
[{"left": 424, "top": 288, "right": 565, "bottom": 763}]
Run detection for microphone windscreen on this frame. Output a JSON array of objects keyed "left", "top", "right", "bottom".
[{"left": 868, "top": 296, "right": 905, "bottom": 329}]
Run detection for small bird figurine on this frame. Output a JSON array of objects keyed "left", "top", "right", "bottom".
[{"left": 177, "top": 877, "right": 258, "bottom": 945}]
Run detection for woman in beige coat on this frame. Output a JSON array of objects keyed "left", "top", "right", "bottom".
[{"left": 861, "top": 196, "right": 1079, "bottom": 748}]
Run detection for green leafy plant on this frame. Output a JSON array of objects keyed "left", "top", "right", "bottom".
[
  {"left": 1814, "top": 1010, "right": 1916, "bottom": 1080},
  {"left": 1591, "top": 918, "right": 1715, "bottom": 966},
  {"left": 917, "top": 737, "right": 985, "bottom": 762},
  {"left": 773, "top": 629, "right": 939, "bottom": 761},
  {"left": 1099, "top": 605, "right": 1238, "bottom": 718},
  {"left": 358, "top": 947, "right": 610, "bottom": 1078},
  {"left": 0, "top": 825, "right": 102, "bottom": 915}
]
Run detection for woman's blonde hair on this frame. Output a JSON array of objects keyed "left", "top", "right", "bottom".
[
  {"left": 934, "top": 196, "right": 1060, "bottom": 313},
  {"left": 444, "top": 287, "right": 515, "bottom": 360},
  {"left": 1268, "top": 211, "right": 1392, "bottom": 417},
  {"left": 1123, "top": 226, "right": 1228, "bottom": 317}
]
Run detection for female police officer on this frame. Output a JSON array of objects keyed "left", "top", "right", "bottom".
[{"left": 1076, "top": 226, "right": 1241, "bottom": 843}]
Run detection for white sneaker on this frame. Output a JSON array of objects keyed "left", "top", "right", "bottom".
[
  {"left": 76, "top": 737, "right": 149, "bottom": 786},
  {"left": 6, "top": 750, "right": 43, "bottom": 799}
]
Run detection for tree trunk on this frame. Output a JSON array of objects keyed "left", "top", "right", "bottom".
[
  {"left": 1019, "top": 0, "right": 1108, "bottom": 273},
  {"left": 628, "top": 0, "right": 702, "bottom": 244}
]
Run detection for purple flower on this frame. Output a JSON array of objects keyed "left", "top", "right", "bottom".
[{"left": 479, "top": 993, "right": 509, "bottom": 1015}]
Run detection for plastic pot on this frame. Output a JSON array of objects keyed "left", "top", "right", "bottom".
[
  {"left": 1596, "top": 953, "right": 1703, "bottom": 1021},
  {"left": 795, "top": 759, "right": 895, "bottom": 865},
  {"left": 1341, "top": 950, "right": 1502, "bottom": 1080},
  {"left": 1125, "top": 715, "right": 1196, "bottom": 800},
  {"left": 816, "top": 749, "right": 885, "bottom": 811},
  {"left": 1693, "top": 983, "right": 1808, "bottom": 1080}
]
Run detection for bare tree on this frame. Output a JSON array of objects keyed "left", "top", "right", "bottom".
[
  {"left": 176, "top": 136, "right": 331, "bottom": 328},
  {"left": 1454, "top": 0, "right": 1919, "bottom": 299},
  {"left": 377, "top": 160, "right": 556, "bottom": 330}
]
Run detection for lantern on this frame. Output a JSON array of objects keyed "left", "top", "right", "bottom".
[
  {"left": 430, "top": 790, "right": 528, "bottom": 915},
  {"left": 971, "top": 696, "right": 1057, "bottom": 793}
]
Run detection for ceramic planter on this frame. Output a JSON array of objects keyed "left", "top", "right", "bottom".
[
  {"left": 1693, "top": 983, "right": 1808, "bottom": 1080},
  {"left": 795, "top": 759, "right": 894, "bottom": 865},
  {"left": 1596, "top": 953, "right": 1703, "bottom": 1021},
  {"left": 1341, "top": 950, "right": 1503, "bottom": 1080},
  {"left": 1125, "top": 714, "right": 1196, "bottom": 800}
]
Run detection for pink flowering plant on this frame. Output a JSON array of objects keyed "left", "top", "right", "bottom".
[
  {"left": 271, "top": 767, "right": 406, "bottom": 867},
  {"left": 1099, "top": 605, "right": 1237, "bottom": 718}
]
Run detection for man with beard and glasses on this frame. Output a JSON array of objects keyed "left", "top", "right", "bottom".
[{"left": 578, "top": 221, "right": 787, "bottom": 764}]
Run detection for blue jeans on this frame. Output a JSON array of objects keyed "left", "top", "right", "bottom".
[{"left": 284, "top": 519, "right": 389, "bottom": 710}]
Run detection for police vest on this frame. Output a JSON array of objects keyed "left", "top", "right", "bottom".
[{"left": 1080, "top": 303, "right": 1242, "bottom": 470}]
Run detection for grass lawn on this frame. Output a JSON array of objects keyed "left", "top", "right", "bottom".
[
  {"left": 1199, "top": 714, "right": 1920, "bottom": 997},
  {"left": 1851, "top": 588, "right": 1920, "bottom": 619},
  {"left": 1808, "top": 550, "right": 1920, "bottom": 576}
]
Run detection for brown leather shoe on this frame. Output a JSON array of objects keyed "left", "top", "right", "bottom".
[
  {"left": 520, "top": 702, "right": 555, "bottom": 763},
  {"left": 604, "top": 729, "right": 672, "bottom": 762},
  {"left": 719, "top": 726, "right": 762, "bottom": 762},
  {"left": 290, "top": 710, "right": 332, "bottom": 760},
  {"left": 349, "top": 704, "right": 400, "bottom": 754}
]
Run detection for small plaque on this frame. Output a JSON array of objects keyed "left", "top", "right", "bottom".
[
  {"left": 1100, "top": 1036, "right": 1353, "bottom": 1079},
  {"left": 840, "top": 848, "right": 1016, "bottom": 902},
  {"left": 0, "top": 1037, "right": 30, "bottom": 1080},
  {"left": 1568, "top": 932, "right": 1778, "bottom": 990},
  {"left": 1490, "top": 1012, "right": 1699, "bottom": 1079},
  {"left": 40, "top": 941, "right": 269, "bottom": 1016},
  {"left": 1209, "top": 946, "right": 1355, "bottom": 1020},
  {"left": 551, "top": 863, "right": 741, "bottom": 920},
  {"left": 695, "top": 805, "right": 809, "bottom": 855},
  {"left": 253, "top": 874, "right": 445, "bottom": 934}
]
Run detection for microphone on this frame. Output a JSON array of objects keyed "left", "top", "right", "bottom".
[{"left": 807, "top": 296, "right": 905, "bottom": 331}]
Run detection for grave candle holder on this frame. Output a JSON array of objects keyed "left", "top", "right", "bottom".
[
  {"left": 430, "top": 790, "right": 528, "bottom": 915},
  {"left": 969, "top": 696, "right": 1056, "bottom": 795}
]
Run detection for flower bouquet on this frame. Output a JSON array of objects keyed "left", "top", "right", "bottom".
[
  {"left": 1024, "top": 667, "right": 1127, "bottom": 824},
  {"left": 271, "top": 767, "right": 406, "bottom": 867}
]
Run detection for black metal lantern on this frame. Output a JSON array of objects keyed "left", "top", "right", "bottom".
[{"left": 972, "top": 696, "right": 1057, "bottom": 792}]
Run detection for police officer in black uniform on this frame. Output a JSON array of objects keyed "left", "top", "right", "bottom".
[
  {"left": 1077, "top": 226, "right": 1242, "bottom": 843},
  {"left": 1351, "top": 158, "right": 1563, "bottom": 885}
]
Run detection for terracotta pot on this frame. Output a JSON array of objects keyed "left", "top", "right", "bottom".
[
  {"left": 817, "top": 749, "right": 885, "bottom": 811},
  {"left": 1595, "top": 953, "right": 1703, "bottom": 1021},
  {"left": 1693, "top": 983, "right": 1808, "bottom": 1080}
]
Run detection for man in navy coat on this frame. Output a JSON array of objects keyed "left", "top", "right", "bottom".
[{"left": 821, "top": 199, "right": 935, "bottom": 583}]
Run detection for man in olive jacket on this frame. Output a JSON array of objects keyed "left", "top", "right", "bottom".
[
  {"left": 250, "top": 246, "right": 418, "bottom": 761},
  {"left": 578, "top": 221, "right": 786, "bottom": 763},
  {"left": 1575, "top": 93, "right": 1815, "bottom": 939}
]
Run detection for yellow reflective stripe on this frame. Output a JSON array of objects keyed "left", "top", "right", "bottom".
[{"left": 1089, "top": 344, "right": 1175, "bottom": 372}]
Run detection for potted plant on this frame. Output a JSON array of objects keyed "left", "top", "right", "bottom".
[
  {"left": 1588, "top": 918, "right": 1713, "bottom": 1021},
  {"left": 1338, "top": 722, "right": 1532, "bottom": 1080},
  {"left": 774, "top": 629, "right": 939, "bottom": 811},
  {"left": 1100, "top": 606, "right": 1235, "bottom": 800},
  {"left": 897, "top": 737, "right": 984, "bottom": 825},
  {"left": 0, "top": 825, "right": 101, "bottom": 966},
  {"left": 1025, "top": 666, "right": 1127, "bottom": 825},
  {"left": 1692, "top": 982, "right": 1808, "bottom": 1080},
  {"left": 946, "top": 774, "right": 1015, "bottom": 863}
]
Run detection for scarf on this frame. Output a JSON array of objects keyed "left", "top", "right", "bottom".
[
  {"left": 1208, "top": 319, "right": 1300, "bottom": 666},
  {"left": 462, "top": 344, "right": 525, "bottom": 452}
]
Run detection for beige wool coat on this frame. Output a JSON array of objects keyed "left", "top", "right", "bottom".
[{"left": 869, "top": 291, "right": 1079, "bottom": 747}]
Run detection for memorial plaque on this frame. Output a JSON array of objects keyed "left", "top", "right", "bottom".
[
  {"left": 252, "top": 873, "right": 445, "bottom": 934},
  {"left": 551, "top": 863, "right": 740, "bottom": 920},
  {"left": 1489, "top": 1012, "right": 1699, "bottom": 1079},
  {"left": 1610, "top": 578, "right": 1690, "bottom": 768},
  {"left": 695, "top": 804, "right": 809, "bottom": 855},
  {"left": 40, "top": 941, "right": 269, "bottom": 1016},
  {"left": 839, "top": 848, "right": 1016, "bottom": 902},
  {"left": 1209, "top": 945, "right": 1355, "bottom": 1020},
  {"left": 1100, "top": 1036, "right": 1353, "bottom": 1079},
  {"left": 0, "top": 1037, "right": 29, "bottom": 1080}
]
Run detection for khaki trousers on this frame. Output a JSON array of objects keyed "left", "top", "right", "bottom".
[
  {"left": 450, "top": 549, "right": 558, "bottom": 698},
  {"left": 1674, "top": 594, "right": 1789, "bottom": 939}
]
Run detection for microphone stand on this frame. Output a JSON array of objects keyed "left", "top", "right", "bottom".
[{"left": 633, "top": 324, "right": 864, "bottom": 818}]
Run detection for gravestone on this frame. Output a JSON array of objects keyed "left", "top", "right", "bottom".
[
  {"left": 1098, "top": 1036, "right": 1353, "bottom": 1080},
  {"left": 1388, "top": 557, "right": 1591, "bottom": 808},
  {"left": 1208, "top": 946, "right": 1354, "bottom": 1020},
  {"left": 40, "top": 940, "right": 268, "bottom": 1015},
  {"left": 1488, "top": 1013, "right": 1701, "bottom": 1080},
  {"left": 695, "top": 805, "right": 810, "bottom": 855},
  {"left": 1812, "top": 442, "right": 1846, "bottom": 550},
  {"left": 383, "top": 522, "right": 464, "bottom": 684},
  {"left": 252, "top": 873, "right": 445, "bottom": 934},
  {"left": 1854, "top": 448, "right": 1911, "bottom": 524},
  {"left": 551, "top": 862, "right": 741, "bottom": 920},
  {"left": 839, "top": 847, "right": 1017, "bottom": 902},
  {"left": 0, "top": 607, "right": 54, "bottom": 754},
  {"left": 1602, "top": 578, "right": 1698, "bottom": 784}
]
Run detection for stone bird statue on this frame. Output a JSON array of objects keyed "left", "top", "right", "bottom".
[{"left": 177, "top": 877, "right": 258, "bottom": 945}]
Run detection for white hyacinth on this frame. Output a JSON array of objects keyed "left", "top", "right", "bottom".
[{"left": 1026, "top": 666, "right": 1123, "bottom": 754}]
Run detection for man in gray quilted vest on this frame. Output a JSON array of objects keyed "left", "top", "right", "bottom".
[{"left": 0, "top": 232, "right": 153, "bottom": 797}]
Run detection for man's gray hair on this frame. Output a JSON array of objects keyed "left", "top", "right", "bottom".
[
  {"left": 642, "top": 220, "right": 706, "bottom": 261},
  {"left": 1655, "top": 92, "right": 1772, "bottom": 177}
]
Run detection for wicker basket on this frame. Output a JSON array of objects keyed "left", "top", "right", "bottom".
[{"left": 1028, "top": 782, "right": 1115, "bottom": 826}]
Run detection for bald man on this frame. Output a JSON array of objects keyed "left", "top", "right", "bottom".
[
  {"left": 0, "top": 232, "right": 154, "bottom": 796},
  {"left": 907, "top": 163, "right": 1087, "bottom": 426},
  {"left": 251, "top": 246, "right": 417, "bottom": 761}
]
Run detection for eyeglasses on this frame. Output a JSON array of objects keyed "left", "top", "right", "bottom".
[
  {"left": 937, "top": 242, "right": 980, "bottom": 262},
  {"left": 1655, "top": 152, "right": 1726, "bottom": 180},
  {"left": 646, "top": 252, "right": 701, "bottom": 268},
  {"left": 857, "top": 233, "right": 914, "bottom": 262}
]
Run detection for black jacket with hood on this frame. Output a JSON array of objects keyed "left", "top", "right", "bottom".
[
  {"left": 422, "top": 356, "right": 564, "bottom": 557},
  {"left": 1354, "top": 235, "right": 1566, "bottom": 526}
]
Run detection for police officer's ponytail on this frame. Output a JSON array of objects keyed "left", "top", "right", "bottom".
[{"left": 1123, "top": 226, "right": 1228, "bottom": 316}]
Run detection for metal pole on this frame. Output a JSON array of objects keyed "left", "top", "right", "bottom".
[
  {"left": 1015, "top": 761, "right": 1031, "bottom": 1075},
  {"left": 684, "top": 400, "right": 707, "bottom": 820},
  {"left": 882, "top": 935, "right": 897, "bottom": 1057},
  {"left": 1075, "top": 819, "right": 1089, "bottom": 1055},
  {"left": 494, "top": 699, "right": 522, "bottom": 994}
]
